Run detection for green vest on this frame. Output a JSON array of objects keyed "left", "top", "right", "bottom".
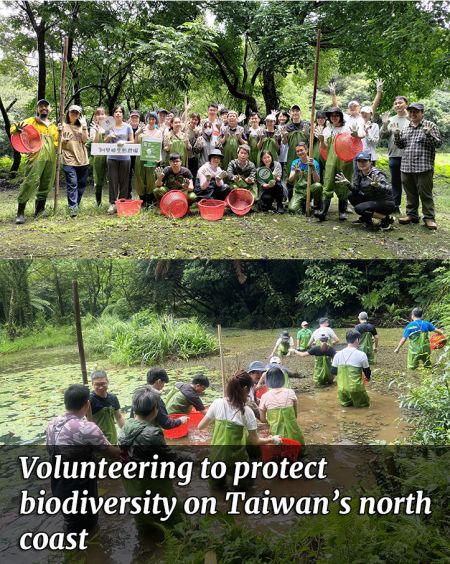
[
  {"left": 297, "top": 329, "right": 312, "bottom": 351},
  {"left": 359, "top": 331, "right": 375, "bottom": 364},
  {"left": 408, "top": 331, "right": 431, "bottom": 370},
  {"left": 93, "top": 407, "right": 117, "bottom": 444}
]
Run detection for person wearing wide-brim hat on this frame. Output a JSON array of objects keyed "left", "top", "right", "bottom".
[
  {"left": 194, "top": 148, "right": 230, "bottom": 201},
  {"left": 10, "top": 98, "right": 59, "bottom": 224},
  {"left": 334, "top": 150, "right": 395, "bottom": 231},
  {"left": 394, "top": 102, "right": 442, "bottom": 230},
  {"left": 314, "top": 106, "right": 362, "bottom": 222}
]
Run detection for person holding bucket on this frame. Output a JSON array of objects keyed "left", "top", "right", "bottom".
[
  {"left": 195, "top": 149, "right": 230, "bottom": 201},
  {"left": 394, "top": 307, "right": 444, "bottom": 370},
  {"left": 256, "top": 150, "right": 285, "bottom": 213},
  {"left": 331, "top": 330, "right": 371, "bottom": 408},
  {"left": 154, "top": 153, "right": 195, "bottom": 204},
  {"left": 259, "top": 367, "right": 305, "bottom": 444},
  {"left": 290, "top": 334, "right": 337, "bottom": 386},
  {"left": 314, "top": 107, "right": 363, "bottom": 222},
  {"left": 11, "top": 98, "right": 59, "bottom": 224},
  {"left": 226, "top": 145, "right": 257, "bottom": 197},
  {"left": 165, "top": 374, "right": 209, "bottom": 415},
  {"left": 198, "top": 370, "right": 279, "bottom": 489},
  {"left": 61, "top": 104, "right": 89, "bottom": 218}
]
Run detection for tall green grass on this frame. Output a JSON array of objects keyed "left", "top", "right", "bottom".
[
  {"left": 85, "top": 311, "right": 218, "bottom": 365},
  {"left": 0, "top": 324, "right": 74, "bottom": 354}
]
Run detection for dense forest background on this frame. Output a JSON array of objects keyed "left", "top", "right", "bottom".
[
  {"left": 1, "top": 0, "right": 449, "bottom": 165},
  {"left": 1, "top": 260, "right": 449, "bottom": 337}
]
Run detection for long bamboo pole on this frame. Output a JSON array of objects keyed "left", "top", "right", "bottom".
[
  {"left": 72, "top": 279, "right": 88, "bottom": 385},
  {"left": 306, "top": 29, "right": 321, "bottom": 217},
  {"left": 53, "top": 37, "right": 69, "bottom": 214},
  {"left": 217, "top": 324, "right": 226, "bottom": 396}
]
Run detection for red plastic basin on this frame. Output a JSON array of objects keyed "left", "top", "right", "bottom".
[
  {"left": 226, "top": 188, "right": 254, "bottom": 216},
  {"left": 163, "top": 414, "right": 189, "bottom": 439},
  {"left": 115, "top": 198, "right": 142, "bottom": 216},
  {"left": 160, "top": 190, "right": 189, "bottom": 219},
  {"left": 198, "top": 199, "right": 226, "bottom": 221},
  {"left": 260, "top": 437, "right": 301, "bottom": 463},
  {"left": 333, "top": 132, "right": 363, "bottom": 162}
]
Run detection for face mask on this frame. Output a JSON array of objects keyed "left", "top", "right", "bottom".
[{"left": 204, "top": 128, "right": 212, "bottom": 136}]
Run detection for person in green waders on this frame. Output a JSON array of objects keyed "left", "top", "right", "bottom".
[
  {"left": 246, "top": 111, "right": 264, "bottom": 166},
  {"left": 314, "top": 107, "right": 364, "bottom": 222},
  {"left": 287, "top": 142, "right": 322, "bottom": 213},
  {"left": 226, "top": 145, "right": 257, "bottom": 198},
  {"left": 11, "top": 98, "right": 59, "bottom": 224},
  {"left": 118, "top": 387, "right": 182, "bottom": 529},
  {"left": 89, "top": 107, "right": 108, "bottom": 206},
  {"left": 313, "top": 111, "right": 328, "bottom": 184},
  {"left": 165, "top": 374, "right": 209, "bottom": 415},
  {"left": 163, "top": 116, "right": 190, "bottom": 166},
  {"left": 133, "top": 111, "right": 163, "bottom": 208},
  {"left": 331, "top": 330, "right": 371, "bottom": 408},
  {"left": 282, "top": 104, "right": 309, "bottom": 180},
  {"left": 218, "top": 110, "right": 247, "bottom": 169},
  {"left": 88, "top": 370, "right": 125, "bottom": 444},
  {"left": 355, "top": 311, "right": 379, "bottom": 364},
  {"left": 289, "top": 334, "right": 337, "bottom": 386},
  {"left": 394, "top": 307, "right": 444, "bottom": 370},
  {"left": 198, "top": 370, "right": 280, "bottom": 489},
  {"left": 271, "top": 331, "right": 294, "bottom": 358},
  {"left": 296, "top": 321, "right": 312, "bottom": 352},
  {"left": 257, "top": 114, "right": 281, "bottom": 163},
  {"left": 259, "top": 367, "right": 305, "bottom": 445}
]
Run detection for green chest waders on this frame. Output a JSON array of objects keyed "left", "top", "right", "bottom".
[
  {"left": 359, "top": 332, "right": 375, "bottom": 364},
  {"left": 313, "top": 354, "right": 333, "bottom": 386},
  {"left": 223, "top": 136, "right": 240, "bottom": 169},
  {"left": 93, "top": 407, "right": 117, "bottom": 444},
  {"left": 165, "top": 389, "right": 192, "bottom": 414},
  {"left": 169, "top": 138, "right": 188, "bottom": 167},
  {"left": 285, "top": 130, "right": 308, "bottom": 176},
  {"left": 337, "top": 364, "right": 370, "bottom": 408},
  {"left": 210, "top": 419, "right": 249, "bottom": 488},
  {"left": 261, "top": 136, "right": 278, "bottom": 163},
  {"left": 134, "top": 154, "right": 156, "bottom": 197},
  {"left": 248, "top": 134, "right": 260, "bottom": 166},
  {"left": 408, "top": 331, "right": 431, "bottom": 370},
  {"left": 322, "top": 134, "right": 353, "bottom": 201},
  {"left": 93, "top": 133, "right": 107, "bottom": 201},
  {"left": 277, "top": 342, "right": 290, "bottom": 356},
  {"left": 19, "top": 134, "right": 57, "bottom": 204},
  {"left": 266, "top": 406, "right": 305, "bottom": 445}
]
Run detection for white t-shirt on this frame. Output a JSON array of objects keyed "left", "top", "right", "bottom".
[
  {"left": 362, "top": 122, "right": 380, "bottom": 161},
  {"left": 311, "top": 327, "right": 338, "bottom": 343},
  {"left": 206, "top": 398, "right": 257, "bottom": 430},
  {"left": 197, "top": 162, "right": 223, "bottom": 185},
  {"left": 332, "top": 347, "right": 369, "bottom": 369},
  {"left": 259, "top": 388, "right": 297, "bottom": 411},
  {"left": 344, "top": 114, "right": 365, "bottom": 129},
  {"left": 323, "top": 124, "right": 351, "bottom": 142}
]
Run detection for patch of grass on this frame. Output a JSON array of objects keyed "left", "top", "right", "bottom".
[
  {"left": 0, "top": 324, "right": 74, "bottom": 354},
  {"left": 85, "top": 311, "right": 218, "bottom": 365}
]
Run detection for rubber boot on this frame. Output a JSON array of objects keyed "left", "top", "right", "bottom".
[
  {"left": 314, "top": 198, "right": 331, "bottom": 222},
  {"left": 338, "top": 199, "right": 347, "bottom": 221},
  {"left": 95, "top": 190, "right": 102, "bottom": 206},
  {"left": 15, "top": 202, "right": 26, "bottom": 225},
  {"left": 34, "top": 199, "right": 46, "bottom": 218}
]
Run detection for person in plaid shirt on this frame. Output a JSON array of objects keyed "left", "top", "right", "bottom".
[{"left": 394, "top": 102, "right": 442, "bottom": 230}]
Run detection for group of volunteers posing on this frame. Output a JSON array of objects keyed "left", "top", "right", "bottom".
[
  {"left": 45, "top": 307, "right": 443, "bottom": 533},
  {"left": 12, "top": 79, "right": 442, "bottom": 230}
]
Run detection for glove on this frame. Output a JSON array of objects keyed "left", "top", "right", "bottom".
[
  {"left": 423, "top": 125, "right": 432, "bottom": 135},
  {"left": 57, "top": 123, "right": 64, "bottom": 132},
  {"left": 267, "top": 179, "right": 276, "bottom": 188},
  {"left": 369, "top": 174, "right": 380, "bottom": 188},
  {"left": 335, "top": 173, "right": 350, "bottom": 185},
  {"left": 376, "top": 78, "right": 384, "bottom": 92},
  {"left": 271, "top": 435, "right": 282, "bottom": 445},
  {"left": 62, "top": 131, "right": 73, "bottom": 142},
  {"left": 204, "top": 173, "right": 212, "bottom": 181},
  {"left": 217, "top": 171, "right": 228, "bottom": 180},
  {"left": 79, "top": 116, "right": 87, "bottom": 128},
  {"left": 155, "top": 166, "right": 164, "bottom": 177},
  {"left": 306, "top": 157, "right": 315, "bottom": 166},
  {"left": 15, "top": 121, "right": 25, "bottom": 133},
  {"left": 350, "top": 124, "right": 359, "bottom": 138},
  {"left": 328, "top": 81, "right": 336, "bottom": 94},
  {"left": 117, "top": 139, "right": 126, "bottom": 147},
  {"left": 237, "top": 113, "right": 246, "bottom": 123},
  {"left": 381, "top": 111, "right": 391, "bottom": 126},
  {"left": 178, "top": 416, "right": 189, "bottom": 425}
]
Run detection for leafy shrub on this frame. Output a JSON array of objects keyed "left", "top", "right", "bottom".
[{"left": 85, "top": 311, "right": 217, "bottom": 365}]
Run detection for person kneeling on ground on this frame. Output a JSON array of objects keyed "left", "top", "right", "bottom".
[
  {"left": 165, "top": 374, "right": 209, "bottom": 415},
  {"left": 154, "top": 153, "right": 196, "bottom": 205},
  {"left": 195, "top": 149, "right": 230, "bottom": 200},
  {"left": 227, "top": 145, "right": 257, "bottom": 198},
  {"left": 256, "top": 150, "right": 285, "bottom": 214},
  {"left": 259, "top": 367, "right": 305, "bottom": 444},
  {"left": 331, "top": 330, "right": 371, "bottom": 408},
  {"left": 288, "top": 142, "right": 322, "bottom": 213},
  {"left": 335, "top": 151, "right": 395, "bottom": 230}
]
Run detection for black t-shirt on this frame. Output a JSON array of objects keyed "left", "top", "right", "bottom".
[
  {"left": 308, "top": 346, "right": 336, "bottom": 358},
  {"left": 162, "top": 166, "right": 193, "bottom": 190},
  {"left": 89, "top": 392, "right": 120, "bottom": 415},
  {"left": 355, "top": 323, "right": 377, "bottom": 336}
]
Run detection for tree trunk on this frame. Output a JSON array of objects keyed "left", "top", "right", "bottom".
[
  {"left": 36, "top": 28, "right": 47, "bottom": 100},
  {"left": 262, "top": 70, "right": 279, "bottom": 114},
  {"left": 67, "top": 2, "right": 81, "bottom": 107},
  {"left": 0, "top": 95, "right": 21, "bottom": 173}
]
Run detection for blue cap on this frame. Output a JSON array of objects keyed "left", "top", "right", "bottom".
[
  {"left": 247, "top": 361, "right": 266, "bottom": 373},
  {"left": 356, "top": 151, "right": 372, "bottom": 161}
]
